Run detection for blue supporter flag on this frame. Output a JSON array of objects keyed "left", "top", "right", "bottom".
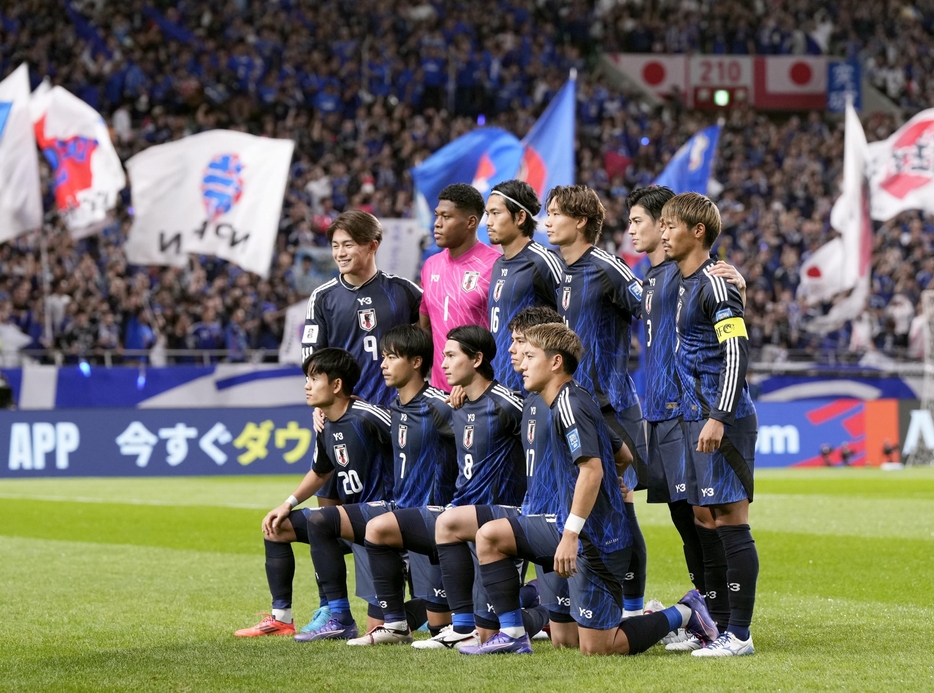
[
  {"left": 518, "top": 72, "right": 576, "bottom": 245},
  {"left": 411, "top": 127, "right": 523, "bottom": 245},
  {"left": 143, "top": 5, "right": 199, "bottom": 46},
  {"left": 653, "top": 124, "right": 722, "bottom": 195}
]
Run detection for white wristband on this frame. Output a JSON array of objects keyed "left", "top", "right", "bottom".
[
  {"left": 565, "top": 513, "right": 586, "bottom": 535},
  {"left": 286, "top": 495, "right": 299, "bottom": 509}
]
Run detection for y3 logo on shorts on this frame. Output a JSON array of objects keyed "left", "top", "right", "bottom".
[
  {"left": 578, "top": 607, "right": 593, "bottom": 619},
  {"left": 487, "top": 603, "right": 496, "bottom": 613},
  {"left": 557, "top": 596, "right": 570, "bottom": 607},
  {"left": 701, "top": 487, "right": 714, "bottom": 497},
  {"left": 433, "top": 588, "right": 446, "bottom": 598},
  {"left": 675, "top": 484, "right": 686, "bottom": 493}
]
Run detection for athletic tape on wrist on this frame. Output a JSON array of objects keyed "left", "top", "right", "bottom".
[
  {"left": 565, "top": 513, "right": 586, "bottom": 535},
  {"left": 287, "top": 495, "right": 299, "bottom": 509}
]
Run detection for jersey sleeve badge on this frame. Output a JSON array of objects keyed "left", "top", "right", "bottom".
[{"left": 566, "top": 427, "right": 581, "bottom": 453}]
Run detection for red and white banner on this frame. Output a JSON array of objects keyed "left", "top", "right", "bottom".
[
  {"left": 803, "top": 102, "right": 871, "bottom": 333},
  {"left": 125, "top": 130, "right": 294, "bottom": 278},
  {"left": 30, "top": 82, "right": 126, "bottom": 237},
  {"left": 0, "top": 64, "right": 43, "bottom": 243},
  {"left": 867, "top": 108, "right": 934, "bottom": 221},
  {"left": 609, "top": 55, "right": 686, "bottom": 101},
  {"left": 754, "top": 56, "right": 828, "bottom": 110}
]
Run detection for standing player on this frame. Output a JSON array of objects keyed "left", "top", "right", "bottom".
[
  {"left": 302, "top": 210, "right": 422, "bottom": 407},
  {"left": 485, "top": 180, "right": 563, "bottom": 391},
  {"left": 345, "top": 325, "right": 459, "bottom": 646},
  {"left": 420, "top": 184, "right": 500, "bottom": 389},
  {"left": 234, "top": 349, "right": 392, "bottom": 639},
  {"left": 627, "top": 186, "right": 746, "bottom": 643},
  {"left": 545, "top": 185, "right": 648, "bottom": 617},
  {"left": 464, "top": 323, "right": 719, "bottom": 655},
  {"left": 365, "top": 326, "right": 529, "bottom": 650},
  {"left": 661, "top": 192, "right": 759, "bottom": 657}
]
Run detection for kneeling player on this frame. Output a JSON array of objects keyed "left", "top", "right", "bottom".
[
  {"left": 661, "top": 192, "right": 759, "bottom": 657},
  {"left": 466, "top": 324, "right": 718, "bottom": 655},
  {"left": 234, "top": 348, "right": 392, "bottom": 639}
]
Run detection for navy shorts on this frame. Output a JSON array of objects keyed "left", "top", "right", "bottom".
[
  {"left": 468, "top": 505, "right": 521, "bottom": 628},
  {"left": 570, "top": 542, "right": 632, "bottom": 631},
  {"left": 603, "top": 403, "right": 648, "bottom": 491},
  {"left": 645, "top": 418, "right": 688, "bottom": 504},
  {"left": 409, "top": 552, "right": 446, "bottom": 607},
  {"left": 681, "top": 414, "right": 757, "bottom": 506},
  {"left": 510, "top": 514, "right": 571, "bottom": 621}
]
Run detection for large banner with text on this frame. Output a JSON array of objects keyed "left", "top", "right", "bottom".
[{"left": 0, "top": 407, "right": 314, "bottom": 477}]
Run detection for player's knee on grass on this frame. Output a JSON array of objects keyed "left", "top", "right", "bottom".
[
  {"left": 365, "top": 512, "right": 403, "bottom": 547},
  {"left": 548, "top": 620, "right": 580, "bottom": 649},
  {"left": 577, "top": 627, "right": 623, "bottom": 656},
  {"left": 435, "top": 505, "right": 479, "bottom": 544},
  {"left": 475, "top": 518, "right": 517, "bottom": 563}
]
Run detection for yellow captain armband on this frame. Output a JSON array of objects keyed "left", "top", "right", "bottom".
[{"left": 714, "top": 317, "right": 748, "bottom": 343}]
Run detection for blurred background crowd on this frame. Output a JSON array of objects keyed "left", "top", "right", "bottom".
[{"left": 0, "top": 0, "right": 932, "bottom": 365}]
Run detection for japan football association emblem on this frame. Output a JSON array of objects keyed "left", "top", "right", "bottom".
[
  {"left": 645, "top": 291, "right": 653, "bottom": 314},
  {"left": 463, "top": 425, "right": 474, "bottom": 449},
  {"left": 527, "top": 419, "right": 536, "bottom": 444},
  {"left": 562, "top": 286, "right": 571, "bottom": 310},
  {"left": 462, "top": 271, "right": 481, "bottom": 293},
  {"left": 398, "top": 425, "right": 407, "bottom": 449},
  {"left": 357, "top": 308, "right": 377, "bottom": 332},
  {"left": 333, "top": 444, "right": 350, "bottom": 467},
  {"left": 493, "top": 280, "right": 505, "bottom": 302}
]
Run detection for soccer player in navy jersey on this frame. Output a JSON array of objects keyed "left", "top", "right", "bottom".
[
  {"left": 365, "top": 326, "right": 532, "bottom": 651},
  {"left": 344, "top": 325, "right": 460, "bottom": 646},
  {"left": 485, "top": 180, "right": 563, "bottom": 391},
  {"left": 661, "top": 192, "right": 759, "bottom": 657},
  {"left": 234, "top": 349, "right": 392, "bottom": 639},
  {"left": 465, "top": 323, "right": 718, "bottom": 656},
  {"left": 545, "top": 185, "right": 648, "bottom": 618},
  {"left": 301, "top": 210, "right": 422, "bottom": 407},
  {"left": 628, "top": 186, "right": 747, "bottom": 646}
]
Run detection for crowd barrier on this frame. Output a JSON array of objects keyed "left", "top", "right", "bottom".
[{"left": 2, "top": 396, "right": 930, "bottom": 478}]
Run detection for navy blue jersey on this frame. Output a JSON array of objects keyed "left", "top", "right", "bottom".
[
  {"left": 550, "top": 381, "right": 631, "bottom": 553},
  {"left": 451, "top": 382, "right": 525, "bottom": 507},
  {"left": 391, "top": 384, "right": 458, "bottom": 508},
  {"left": 521, "top": 392, "right": 561, "bottom": 516},
  {"left": 642, "top": 259, "right": 682, "bottom": 422},
  {"left": 488, "top": 242, "right": 563, "bottom": 390},
  {"left": 312, "top": 400, "right": 394, "bottom": 503},
  {"left": 675, "top": 259, "right": 756, "bottom": 424},
  {"left": 302, "top": 272, "right": 422, "bottom": 407},
  {"left": 558, "top": 247, "right": 642, "bottom": 411}
]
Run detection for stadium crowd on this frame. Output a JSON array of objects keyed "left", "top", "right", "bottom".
[{"left": 0, "top": 0, "right": 932, "bottom": 364}]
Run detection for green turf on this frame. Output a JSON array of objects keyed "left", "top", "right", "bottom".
[{"left": 1, "top": 469, "right": 933, "bottom": 691}]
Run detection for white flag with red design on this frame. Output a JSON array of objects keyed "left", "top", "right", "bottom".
[
  {"left": 867, "top": 108, "right": 934, "bottom": 221},
  {"left": 802, "top": 102, "right": 872, "bottom": 333},
  {"left": 754, "top": 56, "right": 827, "bottom": 109},
  {"left": 609, "top": 55, "right": 686, "bottom": 100}
]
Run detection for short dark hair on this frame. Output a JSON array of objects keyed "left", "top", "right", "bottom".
[
  {"left": 507, "top": 306, "right": 564, "bottom": 334},
  {"left": 302, "top": 348, "right": 361, "bottom": 396},
  {"left": 661, "top": 192, "right": 722, "bottom": 249},
  {"left": 627, "top": 186, "right": 675, "bottom": 222},
  {"left": 546, "top": 185, "right": 606, "bottom": 244},
  {"left": 490, "top": 180, "right": 542, "bottom": 237},
  {"left": 438, "top": 183, "right": 485, "bottom": 219},
  {"left": 446, "top": 325, "right": 496, "bottom": 381},
  {"left": 326, "top": 210, "right": 383, "bottom": 245},
  {"left": 380, "top": 324, "right": 433, "bottom": 378}
]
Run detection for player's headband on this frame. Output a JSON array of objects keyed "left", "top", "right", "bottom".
[{"left": 489, "top": 190, "right": 534, "bottom": 219}]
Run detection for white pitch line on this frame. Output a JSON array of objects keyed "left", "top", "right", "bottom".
[{"left": 0, "top": 492, "right": 269, "bottom": 509}]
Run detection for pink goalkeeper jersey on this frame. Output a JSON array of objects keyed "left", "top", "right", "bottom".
[{"left": 420, "top": 241, "right": 501, "bottom": 389}]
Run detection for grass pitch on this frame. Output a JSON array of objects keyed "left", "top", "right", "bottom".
[{"left": 1, "top": 469, "right": 933, "bottom": 692}]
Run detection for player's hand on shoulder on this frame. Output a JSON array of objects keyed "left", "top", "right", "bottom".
[
  {"left": 709, "top": 261, "right": 746, "bottom": 291},
  {"left": 312, "top": 407, "right": 327, "bottom": 434},
  {"left": 697, "top": 418, "right": 725, "bottom": 454},
  {"left": 446, "top": 385, "right": 467, "bottom": 409}
]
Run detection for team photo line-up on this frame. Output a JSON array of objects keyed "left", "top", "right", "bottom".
[{"left": 235, "top": 180, "right": 760, "bottom": 658}]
